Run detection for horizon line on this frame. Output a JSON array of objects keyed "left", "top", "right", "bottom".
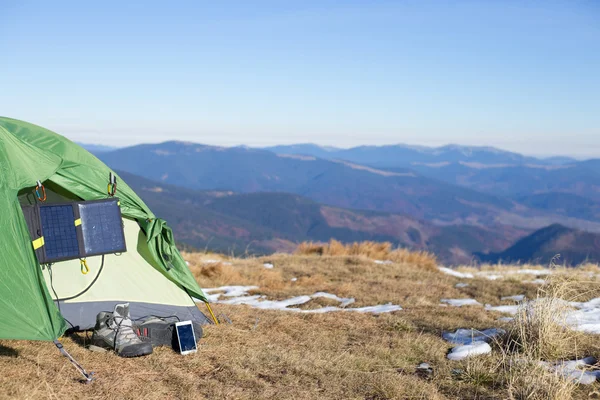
[{"left": 76, "top": 139, "right": 592, "bottom": 161}]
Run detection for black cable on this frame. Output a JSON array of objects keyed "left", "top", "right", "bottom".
[
  {"left": 47, "top": 256, "right": 106, "bottom": 330},
  {"left": 47, "top": 264, "right": 74, "bottom": 329},
  {"left": 132, "top": 314, "right": 181, "bottom": 322},
  {"left": 54, "top": 255, "right": 105, "bottom": 302}
]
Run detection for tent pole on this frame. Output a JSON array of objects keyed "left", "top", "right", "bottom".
[
  {"left": 205, "top": 303, "right": 219, "bottom": 325},
  {"left": 53, "top": 339, "right": 95, "bottom": 383}
]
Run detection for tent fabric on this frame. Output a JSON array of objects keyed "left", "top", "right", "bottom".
[
  {"left": 43, "top": 219, "right": 196, "bottom": 306},
  {"left": 0, "top": 117, "right": 208, "bottom": 341},
  {"left": 45, "top": 221, "right": 211, "bottom": 330},
  {"left": 0, "top": 194, "right": 67, "bottom": 340},
  {"left": 56, "top": 301, "right": 208, "bottom": 331}
]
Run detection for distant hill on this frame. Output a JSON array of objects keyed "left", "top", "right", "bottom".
[
  {"left": 579, "top": 159, "right": 600, "bottom": 175},
  {"left": 266, "top": 144, "right": 341, "bottom": 159},
  {"left": 99, "top": 141, "right": 520, "bottom": 226},
  {"left": 516, "top": 192, "right": 600, "bottom": 221},
  {"left": 117, "top": 170, "right": 526, "bottom": 264},
  {"left": 77, "top": 143, "right": 120, "bottom": 153},
  {"left": 540, "top": 156, "right": 581, "bottom": 165},
  {"left": 476, "top": 224, "right": 600, "bottom": 266},
  {"left": 266, "top": 143, "right": 576, "bottom": 168},
  {"left": 403, "top": 163, "right": 600, "bottom": 202},
  {"left": 268, "top": 143, "right": 600, "bottom": 204}
]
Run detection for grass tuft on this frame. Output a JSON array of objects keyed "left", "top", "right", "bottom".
[
  {"left": 295, "top": 240, "right": 437, "bottom": 270},
  {"left": 505, "top": 359, "right": 577, "bottom": 400},
  {"left": 503, "top": 277, "right": 588, "bottom": 360}
]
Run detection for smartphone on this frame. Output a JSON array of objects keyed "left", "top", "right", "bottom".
[{"left": 175, "top": 321, "right": 197, "bottom": 355}]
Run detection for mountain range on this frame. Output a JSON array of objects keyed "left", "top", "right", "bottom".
[
  {"left": 116, "top": 170, "right": 525, "bottom": 264},
  {"left": 97, "top": 142, "right": 516, "bottom": 223},
  {"left": 268, "top": 144, "right": 600, "bottom": 201},
  {"left": 266, "top": 144, "right": 600, "bottom": 221},
  {"left": 266, "top": 144, "right": 579, "bottom": 168},
  {"left": 78, "top": 141, "right": 600, "bottom": 265}
]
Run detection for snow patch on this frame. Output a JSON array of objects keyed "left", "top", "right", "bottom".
[
  {"left": 485, "top": 304, "right": 520, "bottom": 315},
  {"left": 441, "top": 298, "right": 482, "bottom": 307},
  {"left": 475, "top": 272, "right": 503, "bottom": 280},
  {"left": 222, "top": 295, "right": 312, "bottom": 310},
  {"left": 483, "top": 295, "right": 525, "bottom": 315},
  {"left": 447, "top": 342, "right": 492, "bottom": 361},
  {"left": 443, "top": 328, "right": 505, "bottom": 361},
  {"left": 263, "top": 263, "right": 274, "bottom": 269},
  {"left": 312, "top": 292, "right": 355, "bottom": 307},
  {"left": 543, "top": 357, "right": 600, "bottom": 385},
  {"left": 515, "top": 269, "right": 553, "bottom": 276},
  {"left": 343, "top": 304, "right": 402, "bottom": 314},
  {"left": 443, "top": 328, "right": 505, "bottom": 345},
  {"left": 455, "top": 282, "right": 469, "bottom": 288},
  {"left": 438, "top": 267, "right": 474, "bottom": 279},
  {"left": 483, "top": 296, "right": 600, "bottom": 334},
  {"left": 197, "top": 286, "right": 399, "bottom": 314},
  {"left": 440, "top": 268, "right": 554, "bottom": 282},
  {"left": 483, "top": 274, "right": 503, "bottom": 281},
  {"left": 203, "top": 286, "right": 259, "bottom": 302},
  {"left": 374, "top": 260, "right": 393, "bottom": 265},
  {"left": 570, "top": 298, "right": 600, "bottom": 310},
  {"left": 566, "top": 308, "right": 600, "bottom": 334}
]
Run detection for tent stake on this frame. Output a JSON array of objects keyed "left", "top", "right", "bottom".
[{"left": 53, "top": 339, "right": 95, "bottom": 383}]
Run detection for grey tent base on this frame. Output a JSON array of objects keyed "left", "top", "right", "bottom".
[{"left": 56, "top": 300, "right": 212, "bottom": 331}]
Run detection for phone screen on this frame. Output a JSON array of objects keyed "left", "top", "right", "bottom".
[{"left": 176, "top": 323, "right": 197, "bottom": 353}]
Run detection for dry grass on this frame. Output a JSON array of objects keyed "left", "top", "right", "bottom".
[
  {"left": 1, "top": 250, "right": 600, "bottom": 399},
  {"left": 505, "top": 359, "right": 578, "bottom": 400},
  {"left": 501, "top": 273, "right": 600, "bottom": 359},
  {"left": 505, "top": 279, "right": 580, "bottom": 360},
  {"left": 495, "top": 274, "right": 600, "bottom": 400},
  {"left": 296, "top": 240, "right": 437, "bottom": 270}
]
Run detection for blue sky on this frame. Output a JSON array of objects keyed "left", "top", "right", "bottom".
[{"left": 1, "top": 1, "right": 599, "bottom": 157}]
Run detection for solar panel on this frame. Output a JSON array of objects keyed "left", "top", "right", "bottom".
[
  {"left": 78, "top": 199, "right": 126, "bottom": 257},
  {"left": 39, "top": 205, "right": 80, "bottom": 261},
  {"left": 22, "top": 198, "right": 127, "bottom": 264}
]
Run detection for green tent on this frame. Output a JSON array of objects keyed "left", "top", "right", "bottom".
[{"left": 0, "top": 117, "right": 210, "bottom": 342}]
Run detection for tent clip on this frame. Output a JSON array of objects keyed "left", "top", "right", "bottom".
[
  {"left": 107, "top": 172, "right": 117, "bottom": 197},
  {"left": 80, "top": 259, "right": 90, "bottom": 275},
  {"left": 35, "top": 180, "right": 47, "bottom": 202},
  {"left": 53, "top": 339, "right": 95, "bottom": 384}
]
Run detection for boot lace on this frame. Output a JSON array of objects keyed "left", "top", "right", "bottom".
[{"left": 106, "top": 315, "right": 139, "bottom": 350}]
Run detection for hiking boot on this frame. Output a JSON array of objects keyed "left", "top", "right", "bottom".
[
  {"left": 133, "top": 316, "right": 203, "bottom": 348},
  {"left": 91, "top": 304, "right": 153, "bottom": 358}
]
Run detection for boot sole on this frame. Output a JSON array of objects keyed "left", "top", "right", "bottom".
[
  {"left": 91, "top": 336, "right": 114, "bottom": 351},
  {"left": 118, "top": 342, "right": 153, "bottom": 358},
  {"left": 91, "top": 336, "right": 153, "bottom": 357}
]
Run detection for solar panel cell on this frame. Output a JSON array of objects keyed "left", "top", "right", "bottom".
[
  {"left": 78, "top": 200, "right": 126, "bottom": 256},
  {"left": 39, "top": 205, "right": 79, "bottom": 261}
]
